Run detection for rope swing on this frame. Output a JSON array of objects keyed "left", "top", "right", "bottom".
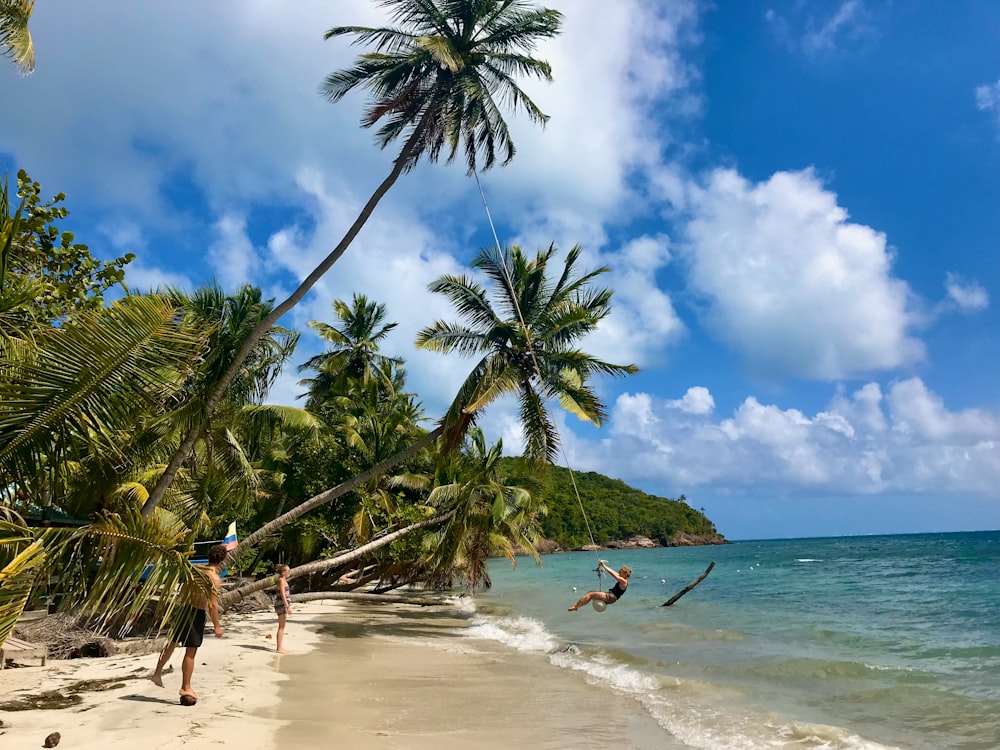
[{"left": 472, "top": 169, "right": 607, "bottom": 611}]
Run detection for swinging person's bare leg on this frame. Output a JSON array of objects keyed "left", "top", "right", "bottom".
[{"left": 568, "top": 591, "right": 612, "bottom": 611}]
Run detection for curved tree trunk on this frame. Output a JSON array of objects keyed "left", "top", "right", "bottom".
[
  {"left": 220, "top": 506, "right": 456, "bottom": 608},
  {"left": 231, "top": 425, "right": 443, "bottom": 561},
  {"left": 140, "top": 131, "right": 426, "bottom": 519}
]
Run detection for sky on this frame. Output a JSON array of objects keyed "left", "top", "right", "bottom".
[{"left": 2, "top": 0, "right": 999, "bottom": 540}]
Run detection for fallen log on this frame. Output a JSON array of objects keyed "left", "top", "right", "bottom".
[
  {"left": 661, "top": 561, "right": 715, "bottom": 606},
  {"left": 290, "top": 591, "right": 443, "bottom": 607}
]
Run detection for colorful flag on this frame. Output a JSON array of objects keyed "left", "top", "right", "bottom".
[{"left": 223, "top": 521, "right": 238, "bottom": 550}]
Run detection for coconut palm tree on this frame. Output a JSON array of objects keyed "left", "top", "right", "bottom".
[
  {"left": 0, "top": 297, "right": 219, "bottom": 634},
  {"left": 417, "top": 242, "right": 639, "bottom": 461},
  {"left": 298, "top": 294, "right": 403, "bottom": 410},
  {"left": 141, "top": 0, "right": 562, "bottom": 517},
  {"left": 418, "top": 427, "right": 544, "bottom": 589},
  {"left": 0, "top": 0, "right": 34, "bottom": 75},
  {"left": 221, "top": 243, "right": 636, "bottom": 604}
]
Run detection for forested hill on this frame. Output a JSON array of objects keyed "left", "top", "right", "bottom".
[{"left": 500, "top": 460, "right": 728, "bottom": 549}]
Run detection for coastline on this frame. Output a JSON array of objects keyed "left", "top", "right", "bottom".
[
  {"left": 1, "top": 598, "right": 679, "bottom": 749},
  {"left": 0, "top": 601, "right": 337, "bottom": 750},
  {"left": 274, "top": 600, "right": 678, "bottom": 749}
]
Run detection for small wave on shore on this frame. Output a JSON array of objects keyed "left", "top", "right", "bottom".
[{"left": 463, "top": 608, "right": 898, "bottom": 750}]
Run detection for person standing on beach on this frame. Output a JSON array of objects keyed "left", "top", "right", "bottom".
[
  {"left": 568, "top": 561, "right": 631, "bottom": 611},
  {"left": 274, "top": 563, "right": 291, "bottom": 654},
  {"left": 150, "top": 544, "right": 226, "bottom": 705}
]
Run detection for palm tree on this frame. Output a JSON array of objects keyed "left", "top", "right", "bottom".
[
  {"left": 298, "top": 294, "right": 402, "bottom": 410},
  {"left": 417, "top": 243, "right": 639, "bottom": 461},
  {"left": 221, "top": 243, "right": 636, "bottom": 604},
  {"left": 0, "top": 297, "right": 220, "bottom": 633},
  {"left": 141, "top": 0, "right": 563, "bottom": 516},
  {"left": 419, "top": 428, "right": 544, "bottom": 589},
  {"left": 0, "top": 0, "right": 34, "bottom": 75}
]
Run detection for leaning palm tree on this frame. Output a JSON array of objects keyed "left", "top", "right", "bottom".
[
  {"left": 419, "top": 428, "right": 544, "bottom": 589},
  {"left": 141, "top": 0, "right": 563, "bottom": 517},
  {"left": 0, "top": 0, "right": 34, "bottom": 75},
  {"left": 221, "top": 243, "right": 636, "bottom": 605},
  {"left": 298, "top": 294, "right": 403, "bottom": 410}
]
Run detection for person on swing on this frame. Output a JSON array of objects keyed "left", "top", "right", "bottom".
[{"left": 568, "top": 561, "right": 632, "bottom": 611}]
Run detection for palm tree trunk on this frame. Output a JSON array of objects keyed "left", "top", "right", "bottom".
[
  {"left": 140, "top": 127, "right": 428, "bottom": 519},
  {"left": 220, "top": 506, "right": 456, "bottom": 608},
  {"left": 233, "top": 425, "right": 442, "bottom": 557}
]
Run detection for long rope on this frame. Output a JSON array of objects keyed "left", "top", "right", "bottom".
[{"left": 471, "top": 169, "right": 604, "bottom": 589}]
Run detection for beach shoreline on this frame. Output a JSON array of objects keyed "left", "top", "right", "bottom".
[
  {"left": 0, "top": 601, "right": 337, "bottom": 750},
  {"left": 1, "top": 597, "right": 680, "bottom": 750},
  {"left": 275, "top": 599, "right": 680, "bottom": 750}
]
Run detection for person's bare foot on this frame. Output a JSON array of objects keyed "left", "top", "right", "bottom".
[
  {"left": 150, "top": 673, "right": 164, "bottom": 688},
  {"left": 179, "top": 688, "right": 198, "bottom": 704},
  {"left": 568, "top": 605, "right": 578, "bottom": 611},
  {"left": 276, "top": 648, "right": 289, "bottom": 654}
]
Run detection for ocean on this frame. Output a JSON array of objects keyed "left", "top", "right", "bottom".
[{"left": 464, "top": 531, "right": 1000, "bottom": 750}]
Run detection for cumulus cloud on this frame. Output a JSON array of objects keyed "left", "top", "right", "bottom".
[
  {"left": 584, "top": 235, "right": 685, "bottom": 368},
  {"left": 568, "top": 379, "right": 1000, "bottom": 496},
  {"left": 682, "top": 168, "right": 924, "bottom": 380},
  {"left": 944, "top": 272, "right": 989, "bottom": 312},
  {"left": 209, "top": 215, "right": 259, "bottom": 290},
  {"left": 668, "top": 386, "right": 714, "bottom": 415}
]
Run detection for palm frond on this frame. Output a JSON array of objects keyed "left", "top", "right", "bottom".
[
  {"left": 43, "top": 508, "right": 210, "bottom": 637},
  {"left": 0, "top": 0, "right": 34, "bottom": 75},
  {"left": 0, "top": 539, "right": 44, "bottom": 649}
]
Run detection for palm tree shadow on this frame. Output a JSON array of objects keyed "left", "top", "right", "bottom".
[
  {"left": 237, "top": 644, "right": 275, "bottom": 652},
  {"left": 319, "top": 613, "right": 470, "bottom": 641}
]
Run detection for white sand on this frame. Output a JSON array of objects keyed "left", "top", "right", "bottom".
[
  {"left": 2, "top": 600, "right": 676, "bottom": 749},
  {"left": 0, "top": 602, "right": 336, "bottom": 750}
]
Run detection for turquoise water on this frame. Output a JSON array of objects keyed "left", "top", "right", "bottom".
[{"left": 471, "top": 531, "right": 1000, "bottom": 749}]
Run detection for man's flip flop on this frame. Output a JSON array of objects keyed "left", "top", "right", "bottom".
[{"left": 180, "top": 695, "right": 198, "bottom": 706}]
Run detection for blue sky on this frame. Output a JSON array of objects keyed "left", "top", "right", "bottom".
[{"left": 3, "top": 1, "right": 998, "bottom": 539}]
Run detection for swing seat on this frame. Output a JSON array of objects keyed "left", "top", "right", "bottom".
[{"left": 591, "top": 599, "right": 607, "bottom": 612}]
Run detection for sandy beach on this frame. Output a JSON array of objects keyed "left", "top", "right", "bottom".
[
  {"left": 0, "top": 599, "right": 673, "bottom": 750},
  {"left": 0, "top": 602, "right": 332, "bottom": 749}
]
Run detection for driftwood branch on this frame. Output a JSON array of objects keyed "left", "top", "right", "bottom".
[
  {"left": 661, "top": 562, "right": 715, "bottom": 607},
  {"left": 290, "top": 592, "right": 442, "bottom": 607}
]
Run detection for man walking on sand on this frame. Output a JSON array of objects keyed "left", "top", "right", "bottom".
[{"left": 151, "top": 544, "right": 226, "bottom": 705}]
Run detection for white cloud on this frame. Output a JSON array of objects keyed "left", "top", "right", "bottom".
[
  {"left": 683, "top": 168, "right": 924, "bottom": 380},
  {"left": 469, "top": 0, "right": 702, "bottom": 264},
  {"left": 568, "top": 379, "right": 1000, "bottom": 496},
  {"left": 124, "top": 263, "right": 193, "bottom": 293},
  {"left": 585, "top": 235, "right": 685, "bottom": 369},
  {"left": 668, "top": 386, "right": 714, "bottom": 415},
  {"left": 209, "top": 215, "right": 259, "bottom": 290},
  {"left": 944, "top": 272, "right": 989, "bottom": 312},
  {"left": 887, "top": 378, "right": 999, "bottom": 443},
  {"left": 976, "top": 79, "right": 1000, "bottom": 117},
  {"left": 766, "top": 1, "right": 875, "bottom": 57}
]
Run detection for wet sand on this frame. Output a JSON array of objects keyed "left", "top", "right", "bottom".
[{"left": 275, "top": 602, "right": 680, "bottom": 749}]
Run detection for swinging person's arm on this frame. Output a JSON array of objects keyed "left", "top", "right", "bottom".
[{"left": 600, "top": 561, "right": 627, "bottom": 585}]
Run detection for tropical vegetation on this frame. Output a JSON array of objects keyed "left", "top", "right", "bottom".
[{"left": 0, "top": 1, "right": 722, "bottom": 653}]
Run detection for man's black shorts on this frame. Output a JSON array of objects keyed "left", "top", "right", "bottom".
[{"left": 169, "top": 607, "right": 207, "bottom": 648}]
